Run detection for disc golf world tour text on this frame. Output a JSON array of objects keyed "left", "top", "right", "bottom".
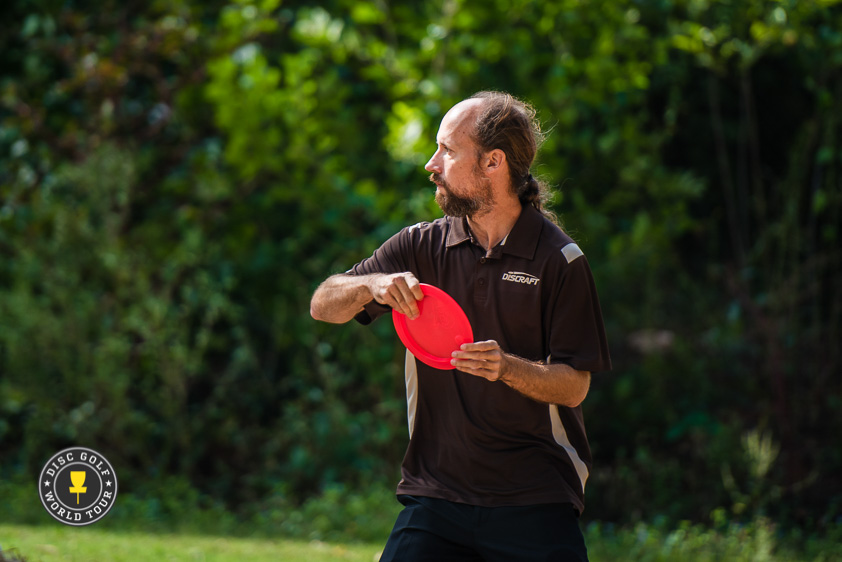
[{"left": 42, "top": 450, "right": 114, "bottom": 523}]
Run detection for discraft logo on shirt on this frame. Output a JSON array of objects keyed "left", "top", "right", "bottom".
[{"left": 38, "top": 447, "right": 118, "bottom": 526}]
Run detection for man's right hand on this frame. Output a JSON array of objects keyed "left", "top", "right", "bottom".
[
  {"left": 310, "top": 272, "right": 424, "bottom": 324},
  {"left": 368, "top": 272, "right": 424, "bottom": 320}
]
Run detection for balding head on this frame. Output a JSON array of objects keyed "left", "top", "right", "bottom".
[{"left": 435, "top": 98, "right": 484, "bottom": 156}]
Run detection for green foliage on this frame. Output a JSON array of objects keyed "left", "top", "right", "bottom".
[
  {"left": 1, "top": 0, "right": 841, "bottom": 535},
  {"left": 251, "top": 482, "right": 401, "bottom": 542}
]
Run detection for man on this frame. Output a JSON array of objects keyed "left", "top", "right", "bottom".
[{"left": 310, "top": 91, "right": 611, "bottom": 561}]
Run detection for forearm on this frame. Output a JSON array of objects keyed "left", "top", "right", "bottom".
[
  {"left": 309, "top": 274, "right": 375, "bottom": 324},
  {"left": 310, "top": 271, "right": 424, "bottom": 324},
  {"left": 451, "top": 341, "right": 591, "bottom": 407},
  {"left": 500, "top": 356, "right": 590, "bottom": 407}
]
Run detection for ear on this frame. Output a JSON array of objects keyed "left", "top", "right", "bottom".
[{"left": 482, "top": 148, "right": 506, "bottom": 176}]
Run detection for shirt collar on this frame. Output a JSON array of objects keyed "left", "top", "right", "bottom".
[
  {"left": 445, "top": 216, "right": 472, "bottom": 248},
  {"left": 444, "top": 205, "right": 544, "bottom": 260}
]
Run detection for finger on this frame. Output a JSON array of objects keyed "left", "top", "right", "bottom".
[
  {"left": 381, "top": 284, "right": 414, "bottom": 318},
  {"left": 458, "top": 340, "right": 500, "bottom": 352},
  {"left": 393, "top": 276, "right": 421, "bottom": 318},
  {"left": 378, "top": 291, "right": 403, "bottom": 314},
  {"left": 406, "top": 274, "right": 424, "bottom": 302},
  {"left": 390, "top": 294, "right": 415, "bottom": 318},
  {"left": 452, "top": 350, "right": 501, "bottom": 362},
  {"left": 451, "top": 359, "right": 500, "bottom": 380},
  {"left": 450, "top": 357, "right": 498, "bottom": 369}
]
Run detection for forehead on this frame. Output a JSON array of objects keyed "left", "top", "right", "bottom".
[{"left": 436, "top": 99, "right": 482, "bottom": 148}]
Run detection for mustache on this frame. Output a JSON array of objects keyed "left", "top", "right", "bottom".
[{"left": 429, "top": 173, "right": 443, "bottom": 185}]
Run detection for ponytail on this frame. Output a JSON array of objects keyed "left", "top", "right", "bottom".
[{"left": 518, "top": 173, "right": 558, "bottom": 224}]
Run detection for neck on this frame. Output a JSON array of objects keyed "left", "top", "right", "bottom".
[{"left": 467, "top": 197, "right": 523, "bottom": 251}]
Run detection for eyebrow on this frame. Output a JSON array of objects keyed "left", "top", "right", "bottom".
[{"left": 438, "top": 138, "right": 456, "bottom": 151}]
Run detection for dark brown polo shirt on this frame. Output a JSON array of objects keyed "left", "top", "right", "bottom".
[{"left": 349, "top": 205, "right": 611, "bottom": 513}]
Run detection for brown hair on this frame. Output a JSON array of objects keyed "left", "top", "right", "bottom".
[{"left": 469, "top": 91, "right": 557, "bottom": 224}]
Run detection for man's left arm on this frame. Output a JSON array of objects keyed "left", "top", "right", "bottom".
[{"left": 450, "top": 341, "right": 591, "bottom": 407}]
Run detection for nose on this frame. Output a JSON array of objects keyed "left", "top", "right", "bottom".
[{"left": 425, "top": 149, "right": 441, "bottom": 173}]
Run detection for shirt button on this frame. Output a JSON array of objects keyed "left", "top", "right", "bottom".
[
  {"left": 478, "top": 278, "right": 486, "bottom": 286},
  {"left": 480, "top": 257, "right": 487, "bottom": 264}
]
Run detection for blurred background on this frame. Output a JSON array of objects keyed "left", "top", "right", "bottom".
[{"left": 1, "top": 0, "right": 840, "bottom": 546}]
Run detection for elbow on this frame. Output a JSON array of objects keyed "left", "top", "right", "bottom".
[
  {"left": 567, "top": 371, "right": 591, "bottom": 408},
  {"left": 567, "top": 394, "right": 587, "bottom": 409},
  {"left": 310, "top": 298, "right": 352, "bottom": 324},
  {"left": 309, "top": 293, "right": 326, "bottom": 322},
  {"left": 310, "top": 300, "right": 330, "bottom": 323}
]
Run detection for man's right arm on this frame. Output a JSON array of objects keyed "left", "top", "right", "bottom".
[{"left": 310, "top": 272, "right": 423, "bottom": 324}]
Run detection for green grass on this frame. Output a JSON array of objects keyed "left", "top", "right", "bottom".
[
  {"left": 4, "top": 520, "right": 842, "bottom": 562},
  {"left": 584, "top": 519, "right": 842, "bottom": 562},
  {"left": 0, "top": 525, "right": 381, "bottom": 562}
]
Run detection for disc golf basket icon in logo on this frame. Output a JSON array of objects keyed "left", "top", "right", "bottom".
[{"left": 69, "top": 471, "right": 87, "bottom": 504}]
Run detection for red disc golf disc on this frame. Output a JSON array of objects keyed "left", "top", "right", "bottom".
[{"left": 392, "top": 284, "right": 474, "bottom": 370}]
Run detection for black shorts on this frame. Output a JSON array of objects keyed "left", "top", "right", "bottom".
[{"left": 379, "top": 495, "right": 588, "bottom": 562}]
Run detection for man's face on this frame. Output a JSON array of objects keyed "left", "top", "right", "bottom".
[{"left": 425, "top": 101, "right": 494, "bottom": 218}]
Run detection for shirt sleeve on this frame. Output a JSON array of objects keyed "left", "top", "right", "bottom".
[
  {"left": 547, "top": 254, "right": 612, "bottom": 373},
  {"left": 346, "top": 228, "right": 413, "bottom": 325}
]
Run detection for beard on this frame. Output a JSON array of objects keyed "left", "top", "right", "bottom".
[{"left": 431, "top": 169, "right": 494, "bottom": 218}]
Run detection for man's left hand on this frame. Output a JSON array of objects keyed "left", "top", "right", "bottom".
[{"left": 451, "top": 340, "right": 508, "bottom": 381}]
